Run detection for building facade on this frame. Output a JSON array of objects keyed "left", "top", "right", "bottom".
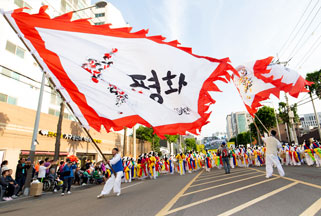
[
  {"left": 0, "top": 1, "right": 151, "bottom": 174},
  {"left": 226, "top": 111, "right": 253, "bottom": 140},
  {"left": 300, "top": 112, "right": 321, "bottom": 129},
  {"left": 91, "top": 1, "right": 129, "bottom": 27},
  {"left": 226, "top": 114, "right": 233, "bottom": 140}
]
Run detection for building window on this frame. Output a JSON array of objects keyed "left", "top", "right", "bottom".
[
  {"left": 14, "top": 0, "right": 23, "bottom": 7},
  {"left": 1, "top": 67, "right": 20, "bottom": 81},
  {"left": 5, "top": 41, "right": 25, "bottom": 59},
  {"left": 48, "top": 108, "right": 56, "bottom": 115},
  {"left": 48, "top": 108, "right": 71, "bottom": 119},
  {"left": 50, "top": 89, "right": 62, "bottom": 105},
  {"left": 95, "top": 13, "right": 105, "bottom": 18},
  {"left": 14, "top": 0, "right": 32, "bottom": 8},
  {"left": 1, "top": 67, "right": 11, "bottom": 77},
  {"left": 7, "top": 96, "right": 17, "bottom": 105},
  {"left": 5, "top": 41, "right": 16, "bottom": 54},
  {"left": 0, "top": 93, "right": 7, "bottom": 102},
  {"left": 0, "top": 93, "right": 17, "bottom": 105},
  {"left": 61, "top": 0, "right": 67, "bottom": 12},
  {"left": 94, "top": 22, "right": 105, "bottom": 25},
  {"left": 16, "top": 46, "right": 25, "bottom": 58}
]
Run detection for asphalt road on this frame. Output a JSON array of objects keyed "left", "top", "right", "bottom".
[{"left": 1, "top": 166, "right": 321, "bottom": 216}]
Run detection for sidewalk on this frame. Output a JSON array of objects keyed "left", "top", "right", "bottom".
[{"left": 0, "top": 183, "right": 97, "bottom": 206}]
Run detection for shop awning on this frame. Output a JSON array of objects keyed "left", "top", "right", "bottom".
[{"left": 21, "top": 150, "right": 69, "bottom": 156}]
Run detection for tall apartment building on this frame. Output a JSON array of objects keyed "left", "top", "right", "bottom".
[{"left": 226, "top": 111, "right": 253, "bottom": 140}]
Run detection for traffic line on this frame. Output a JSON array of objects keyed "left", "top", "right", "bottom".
[
  {"left": 122, "top": 182, "right": 144, "bottom": 190},
  {"left": 299, "top": 197, "right": 321, "bottom": 216},
  {"left": 163, "top": 177, "right": 280, "bottom": 215},
  {"left": 217, "top": 182, "right": 298, "bottom": 216},
  {"left": 155, "top": 170, "right": 204, "bottom": 216},
  {"left": 182, "top": 174, "right": 264, "bottom": 197},
  {"left": 196, "top": 169, "right": 254, "bottom": 181},
  {"left": 198, "top": 169, "right": 247, "bottom": 177},
  {"left": 198, "top": 168, "right": 252, "bottom": 178},
  {"left": 249, "top": 167, "right": 321, "bottom": 190},
  {"left": 190, "top": 171, "right": 260, "bottom": 188}
]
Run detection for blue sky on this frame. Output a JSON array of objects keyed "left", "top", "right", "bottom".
[{"left": 92, "top": 0, "right": 321, "bottom": 137}]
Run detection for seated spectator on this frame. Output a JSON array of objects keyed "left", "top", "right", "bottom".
[
  {"left": 48, "top": 169, "right": 62, "bottom": 192},
  {"left": 0, "top": 160, "right": 8, "bottom": 177},
  {"left": 93, "top": 166, "right": 103, "bottom": 184},
  {"left": 1, "top": 168, "right": 14, "bottom": 201},
  {"left": 81, "top": 169, "right": 91, "bottom": 185},
  {"left": 6, "top": 169, "right": 20, "bottom": 198},
  {"left": 74, "top": 168, "right": 82, "bottom": 185}
]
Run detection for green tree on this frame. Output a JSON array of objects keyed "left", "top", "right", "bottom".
[
  {"left": 249, "top": 106, "right": 277, "bottom": 138},
  {"left": 136, "top": 126, "right": 160, "bottom": 153},
  {"left": 165, "top": 135, "right": 179, "bottom": 143},
  {"left": 229, "top": 137, "right": 236, "bottom": 143},
  {"left": 184, "top": 138, "right": 196, "bottom": 151},
  {"left": 236, "top": 131, "right": 253, "bottom": 145},
  {"left": 306, "top": 69, "right": 321, "bottom": 98},
  {"left": 278, "top": 102, "right": 299, "bottom": 124},
  {"left": 306, "top": 70, "right": 321, "bottom": 138}
]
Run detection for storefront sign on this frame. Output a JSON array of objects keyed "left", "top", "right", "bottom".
[{"left": 39, "top": 130, "right": 102, "bottom": 144}]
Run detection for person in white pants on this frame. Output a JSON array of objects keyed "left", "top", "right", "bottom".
[
  {"left": 262, "top": 130, "right": 285, "bottom": 179},
  {"left": 97, "top": 148, "right": 123, "bottom": 198}
]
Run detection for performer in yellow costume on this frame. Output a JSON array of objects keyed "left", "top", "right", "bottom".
[
  {"left": 149, "top": 152, "right": 157, "bottom": 180},
  {"left": 176, "top": 153, "right": 185, "bottom": 175}
]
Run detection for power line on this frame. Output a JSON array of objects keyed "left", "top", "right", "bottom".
[
  {"left": 278, "top": 0, "right": 313, "bottom": 56},
  {"left": 279, "top": 0, "right": 319, "bottom": 59},
  {"left": 287, "top": 3, "right": 321, "bottom": 60},
  {"left": 297, "top": 96, "right": 319, "bottom": 107},
  {"left": 291, "top": 18, "right": 321, "bottom": 59},
  {"left": 295, "top": 92, "right": 310, "bottom": 104},
  {"left": 296, "top": 34, "right": 321, "bottom": 69},
  {"left": 0, "top": 65, "right": 57, "bottom": 96}
]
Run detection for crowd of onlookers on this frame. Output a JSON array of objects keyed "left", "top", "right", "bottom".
[{"left": 0, "top": 158, "right": 108, "bottom": 201}]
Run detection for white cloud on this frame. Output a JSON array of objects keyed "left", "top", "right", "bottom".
[{"left": 163, "top": 0, "right": 186, "bottom": 41}]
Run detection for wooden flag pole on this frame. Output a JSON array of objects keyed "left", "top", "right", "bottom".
[{"left": 254, "top": 114, "right": 270, "bottom": 134}]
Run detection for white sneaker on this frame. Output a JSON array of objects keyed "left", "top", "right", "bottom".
[
  {"left": 61, "top": 193, "right": 65, "bottom": 196},
  {"left": 12, "top": 195, "right": 18, "bottom": 199},
  {"left": 67, "top": 191, "right": 71, "bottom": 195},
  {"left": 97, "top": 194, "right": 104, "bottom": 199},
  {"left": 54, "top": 189, "right": 57, "bottom": 193},
  {"left": 116, "top": 193, "right": 121, "bottom": 196},
  {"left": 82, "top": 183, "right": 86, "bottom": 186},
  {"left": 2, "top": 197, "right": 10, "bottom": 201}
]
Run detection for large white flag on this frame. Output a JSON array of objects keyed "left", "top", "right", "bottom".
[
  {"left": 4, "top": 6, "right": 237, "bottom": 137},
  {"left": 234, "top": 56, "right": 312, "bottom": 116}
]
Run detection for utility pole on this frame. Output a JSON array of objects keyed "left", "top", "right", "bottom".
[
  {"left": 24, "top": 72, "right": 46, "bottom": 196},
  {"left": 310, "top": 93, "right": 321, "bottom": 139},
  {"left": 285, "top": 94, "right": 298, "bottom": 144},
  {"left": 133, "top": 126, "right": 136, "bottom": 159},
  {"left": 123, "top": 127, "right": 127, "bottom": 157},
  {"left": 273, "top": 108, "right": 282, "bottom": 140},
  {"left": 54, "top": 102, "right": 65, "bottom": 163}
]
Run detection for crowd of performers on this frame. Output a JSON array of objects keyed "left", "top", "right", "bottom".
[{"left": 118, "top": 139, "right": 321, "bottom": 182}]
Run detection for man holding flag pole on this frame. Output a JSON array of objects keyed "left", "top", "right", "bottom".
[{"left": 261, "top": 130, "right": 285, "bottom": 179}]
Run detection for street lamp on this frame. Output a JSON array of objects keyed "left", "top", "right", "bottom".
[{"left": 73, "top": 1, "right": 107, "bottom": 13}]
